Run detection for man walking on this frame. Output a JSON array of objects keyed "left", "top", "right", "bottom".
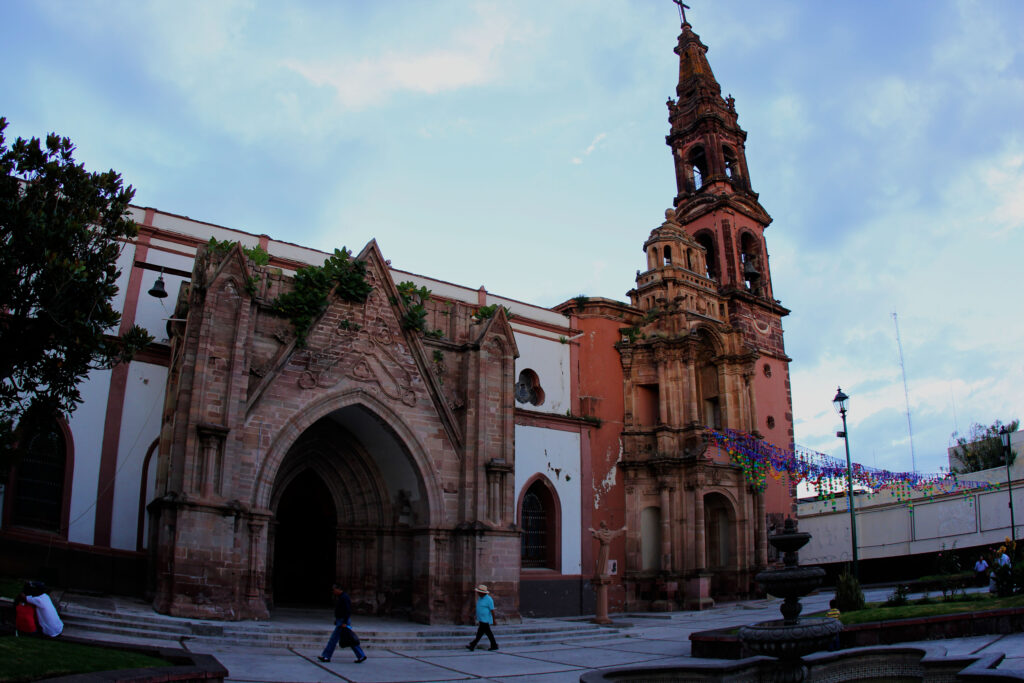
[
  {"left": 318, "top": 584, "right": 366, "bottom": 664},
  {"left": 466, "top": 584, "right": 498, "bottom": 651}
]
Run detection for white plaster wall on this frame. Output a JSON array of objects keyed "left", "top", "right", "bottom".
[
  {"left": 66, "top": 368, "right": 113, "bottom": 544},
  {"left": 914, "top": 497, "right": 978, "bottom": 540},
  {"left": 150, "top": 213, "right": 258, "bottom": 246},
  {"left": 980, "top": 488, "right": 1024, "bottom": 532},
  {"left": 515, "top": 425, "right": 581, "bottom": 574},
  {"left": 110, "top": 361, "right": 167, "bottom": 551},
  {"left": 800, "top": 484, "right": 1023, "bottom": 563},
  {"left": 798, "top": 509, "right": 860, "bottom": 565},
  {"left": 800, "top": 435, "right": 1023, "bottom": 563},
  {"left": 514, "top": 334, "right": 572, "bottom": 415},
  {"left": 111, "top": 247, "right": 135, "bottom": 326}
]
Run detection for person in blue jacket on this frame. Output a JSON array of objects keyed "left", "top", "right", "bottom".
[
  {"left": 466, "top": 584, "right": 498, "bottom": 651},
  {"left": 318, "top": 584, "right": 366, "bottom": 663}
]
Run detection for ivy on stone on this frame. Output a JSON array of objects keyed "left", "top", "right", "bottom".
[
  {"left": 472, "top": 303, "right": 514, "bottom": 324},
  {"left": 206, "top": 237, "right": 270, "bottom": 266},
  {"left": 393, "top": 281, "right": 442, "bottom": 338},
  {"left": 271, "top": 248, "right": 371, "bottom": 346}
]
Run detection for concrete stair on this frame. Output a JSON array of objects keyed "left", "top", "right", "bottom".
[{"left": 59, "top": 603, "right": 623, "bottom": 651}]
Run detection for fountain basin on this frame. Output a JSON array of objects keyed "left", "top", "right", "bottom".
[
  {"left": 579, "top": 645, "right": 1024, "bottom": 682},
  {"left": 738, "top": 617, "right": 841, "bottom": 660},
  {"left": 754, "top": 566, "right": 826, "bottom": 601}
]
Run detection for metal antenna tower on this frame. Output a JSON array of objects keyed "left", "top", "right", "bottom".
[{"left": 893, "top": 312, "right": 917, "bottom": 473}]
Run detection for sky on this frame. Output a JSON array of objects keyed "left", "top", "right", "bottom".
[{"left": 2, "top": 0, "right": 1022, "bottom": 480}]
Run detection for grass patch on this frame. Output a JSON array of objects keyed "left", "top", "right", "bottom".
[
  {"left": 0, "top": 636, "right": 171, "bottom": 683},
  {"left": 0, "top": 577, "right": 23, "bottom": 600},
  {"left": 818, "top": 593, "right": 1024, "bottom": 626},
  {"left": 913, "top": 571, "right": 972, "bottom": 584}
]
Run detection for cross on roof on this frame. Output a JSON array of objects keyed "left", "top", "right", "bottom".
[{"left": 672, "top": 0, "right": 690, "bottom": 25}]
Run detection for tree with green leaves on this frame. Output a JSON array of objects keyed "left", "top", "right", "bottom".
[
  {"left": 949, "top": 419, "right": 1019, "bottom": 474},
  {"left": 0, "top": 118, "right": 152, "bottom": 469}
]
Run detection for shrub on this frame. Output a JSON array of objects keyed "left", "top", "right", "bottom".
[
  {"left": 993, "top": 563, "right": 1023, "bottom": 597},
  {"left": 886, "top": 584, "right": 910, "bottom": 607},
  {"left": 835, "top": 567, "right": 865, "bottom": 612}
]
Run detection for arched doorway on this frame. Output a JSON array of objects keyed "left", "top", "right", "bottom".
[
  {"left": 268, "top": 406, "right": 428, "bottom": 616},
  {"left": 272, "top": 469, "right": 336, "bottom": 605},
  {"left": 704, "top": 492, "right": 737, "bottom": 595}
]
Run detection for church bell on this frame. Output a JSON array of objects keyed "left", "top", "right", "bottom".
[{"left": 148, "top": 273, "right": 169, "bottom": 298}]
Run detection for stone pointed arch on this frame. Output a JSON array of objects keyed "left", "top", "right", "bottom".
[
  {"left": 472, "top": 306, "right": 520, "bottom": 359},
  {"left": 251, "top": 388, "right": 443, "bottom": 524}
]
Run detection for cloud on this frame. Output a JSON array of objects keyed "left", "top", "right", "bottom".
[
  {"left": 285, "top": 8, "right": 515, "bottom": 110},
  {"left": 571, "top": 132, "right": 607, "bottom": 165},
  {"left": 788, "top": 135, "right": 1024, "bottom": 474}
]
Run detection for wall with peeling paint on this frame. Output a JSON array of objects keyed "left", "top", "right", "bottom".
[
  {"left": 514, "top": 333, "right": 572, "bottom": 415},
  {"left": 514, "top": 424, "right": 582, "bottom": 574}
]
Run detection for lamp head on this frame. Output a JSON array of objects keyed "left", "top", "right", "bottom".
[
  {"left": 1000, "top": 425, "right": 1011, "bottom": 449},
  {"left": 832, "top": 386, "right": 849, "bottom": 415}
]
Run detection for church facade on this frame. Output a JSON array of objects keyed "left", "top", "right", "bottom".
[{"left": 0, "top": 17, "right": 794, "bottom": 622}]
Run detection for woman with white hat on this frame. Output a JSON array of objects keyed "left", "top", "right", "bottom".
[{"left": 466, "top": 584, "right": 498, "bottom": 651}]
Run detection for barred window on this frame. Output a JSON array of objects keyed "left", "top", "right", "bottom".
[
  {"left": 12, "top": 425, "right": 66, "bottom": 533},
  {"left": 521, "top": 489, "right": 547, "bottom": 567},
  {"left": 520, "top": 479, "right": 558, "bottom": 569}
]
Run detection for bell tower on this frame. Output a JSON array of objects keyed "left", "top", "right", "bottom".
[
  {"left": 666, "top": 18, "right": 776, "bottom": 303},
  {"left": 610, "top": 9, "right": 794, "bottom": 611}
]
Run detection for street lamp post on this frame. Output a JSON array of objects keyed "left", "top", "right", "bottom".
[
  {"left": 833, "top": 387, "right": 859, "bottom": 579},
  {"left": 999, "top": 426, "right": 1016, "bottom": 543}
]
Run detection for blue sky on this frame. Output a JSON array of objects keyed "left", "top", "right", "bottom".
[{"left": 3, "top": 1, "right": 1022, "bottom": 479}]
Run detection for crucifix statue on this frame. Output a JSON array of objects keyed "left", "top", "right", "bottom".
[{"left": 589, "top": 520, "right": 626, "bottom": 624}]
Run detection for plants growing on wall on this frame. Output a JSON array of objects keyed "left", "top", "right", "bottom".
[
  {"left": 271, "top": 248, "right": 371, "bottom": 346},
  {"left": 206, "top": 237, "right": 270, "bottom": 266},
  {"left": 472, "top": 303, "right": 514, "bottom": 323},
  {"left": 619, "top": 326, "right": 641, "bottom": 343},
  {"left": 204, "top": 238, "right": 271, "bottom": 297},
  {"left": 393, "top": 281, "right": 443, "bottom": 338}
]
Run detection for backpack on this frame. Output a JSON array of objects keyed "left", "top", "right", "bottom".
[{"left": 15, "top": 603, "right": 38, "bottom": 634}]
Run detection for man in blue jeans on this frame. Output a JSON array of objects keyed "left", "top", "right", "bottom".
[{"left": 318, "top": 584, "right": 366, "bottom": 663}]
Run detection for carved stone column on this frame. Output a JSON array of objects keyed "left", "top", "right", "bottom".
[
  {"left": 485, "top": 458, "right": 513, "bottom": 525},
  {"left": 686, "top": 470, "right": 714, "bottom": 609},
  {"left": 755, "top": 490, "right": 767, "bottom": 568},
  {"left": 659, "top": 480, "right": 673, "bottom": 573}
]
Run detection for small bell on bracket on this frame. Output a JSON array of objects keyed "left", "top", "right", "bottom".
[{"left": 148, "top": 270, "right": 169, "bottom": 298}]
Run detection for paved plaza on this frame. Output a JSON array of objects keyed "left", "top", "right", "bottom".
[{"left": 58, "top": 586, "right": 1024, "bottom": 682}]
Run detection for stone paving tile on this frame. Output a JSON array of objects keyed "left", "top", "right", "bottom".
[
  {"left": 902, "top": 635, "right": 1001, "bottom": 656},
  {"left": 512, "top": 646, "right": 675, "bottom": 669},
  {"left": 489, "top": 671, "right": 590, "bottom": 683},
  {"left": 977, "top": 632, "right": 1024, "bottom": 668},
  {"left": 1001, "top": 657, "right": 1024, "bottom": 671},
  {"left": 418, "top": 652, "right": 584, "bottom": 678},
  {"left": 317, "top": 655, "right": 477, "bottom": 683},
  {"left": 206, "top": 652, "right": 343, "bottom": 683},
  {"left": 579, "top": 638, "right": 689, "bottom": 656},
  {"left": 450, "top": 643, "right": 581, "bottom": 655}
]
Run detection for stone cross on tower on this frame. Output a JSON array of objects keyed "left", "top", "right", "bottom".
[{"left": 672, "top": 0, "right": 690, "bottom": 25}]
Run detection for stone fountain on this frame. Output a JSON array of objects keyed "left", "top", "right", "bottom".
[
  {"left": 738, "top": 517, "right": 842, "bottom": 681},
  {"left": 581, "top": 519, "right": 1017, "bottom": 682}
]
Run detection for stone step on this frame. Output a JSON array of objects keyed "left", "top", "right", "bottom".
[{"left": 60, "top": 610, "right": 622, "bottom": 651}]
